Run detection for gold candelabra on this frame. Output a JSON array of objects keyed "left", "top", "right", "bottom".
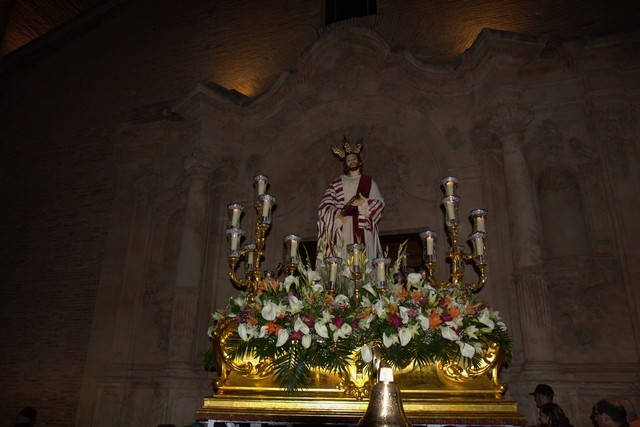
[
  {"left": 225, "top": 175, "right": 301, "bottom": 302},
  {"left": 225, "top": 174, "right": 487, "bottom": 306},
  {"left": 334, "top": 176, "right": 488, "bottom": 303},
  {"left": 420, "top": 176, "right": 488, "bottom": 292}
]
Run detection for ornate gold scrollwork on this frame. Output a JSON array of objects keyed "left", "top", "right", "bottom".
[
  {"left": 211, "top": 318, "right": 273, "bottom": 389},
  {"left": 339, "top": 376, "right": 374, "bottom": 399},
  {"left": 437, "top": 342, "right": 507, "bottom": 392}
]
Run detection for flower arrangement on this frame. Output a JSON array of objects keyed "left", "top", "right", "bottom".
[{"left": 205, "top": 247, "right": 511, "bottom": 393}]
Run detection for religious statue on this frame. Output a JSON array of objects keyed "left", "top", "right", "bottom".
[{"left": 316, "top": 137, "right": 384, "bottom": 266}]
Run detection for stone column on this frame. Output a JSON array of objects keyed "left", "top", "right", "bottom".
[
  {"left": 488, "top": 103, "right": 556, "bottom": 364},
  {"left": 167, "top": 147, "right": 216, "bottom": 366}
]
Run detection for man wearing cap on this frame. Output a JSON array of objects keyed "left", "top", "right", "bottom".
[{"left": 530, "top": 384, "right": 554, "bottom": 426}]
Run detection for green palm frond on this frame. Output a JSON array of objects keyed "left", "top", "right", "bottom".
[{"left": 272, "top": 344, "right": 313, "bottom": 393}]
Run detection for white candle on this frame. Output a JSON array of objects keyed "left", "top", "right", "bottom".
[
  {"left": 476, "top": 216, "right": 486, "bottom": 232},
  {"left": 231, "top": 208, "right": 241, "bottom": 228},
  {"left": 353, "top": 248, "right": 361, "bottom": 267},
  {"left": 257, "top": 180, "right": 266, "bottom": 196},
  {"left": 376, "top": 261, "right": 385, "bottom": 282},
  {"left": 230, "top": 233, "right": 239, "bottom": 251},
  {"left": 330, "top": 262, "right": 338, "bottom": 282},
  {"left": 290, "top": 239, "right": 298, "bottom": 258},
  {"left": 247, "top": 250, "right": 254, "bottom": 267},
  {"left": 475, "top": 236, "right": 484, "bottom": 256},
  {"left": 444, "top": 180, "right": 455, "bottom": 196},
  {"left": 426, "top": 237, "right": 434, "bottom": 255},
  {"left": 445, "top": 202, "right": 456, "bottom": 222},
  {"left": 262, "top": 198, "right": 271, "bottom": 217}
]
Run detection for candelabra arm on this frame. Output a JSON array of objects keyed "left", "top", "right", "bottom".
[
  {"left": 446, "top": 226, "right": 466, "bottom": 286},
  {"left": 463, "top": 262, "right": 487, "bottom": 292},
  {"left": 352, "top": 271, "right": 362, "bottom": 304},
  {"left": 228, "top": 257, "right": 247, "bottom": 288},
  {"left": 287, "top": 262, "right": 298, "bottom": 277},
  {"left": 228, "top": 255, "right": 262, "bottom": 302},
  {"left": 425, "top": 262, "right": 438, "bottom": 288}
]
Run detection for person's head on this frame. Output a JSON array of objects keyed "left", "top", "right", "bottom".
[
  {"left": 16, "top": 406, "right": 37, "bottom": 422},
  {"left": 614, "top": 397, "right": 638, "bottom": 423},
  {"left": 343, "top": 153, "right": 362, "bottom": 175},
  {"left": 530, "top": 384, "right": 554, "bottom": 408},
  {"left": 593, "top": 398, "right": 629, "bottom": 427},
  {"left": 539, "top": 402, "right": 572, "bottom": 427}
]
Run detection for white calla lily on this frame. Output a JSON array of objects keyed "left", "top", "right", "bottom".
[
  {"left": 362, "top": 283, "right": 377, "bottom": 296},
  {"left": 334, "top": 294, "right": 350, "bottom": 307},
  {"left": 283, "top": 275, "right": 298, "bottom": 293},
  {"left": 478, "top": 310, "right": 495, "bottom": 331},
  {"left": 407, "top": 272, "right": 423, "bottom": 287},
  {"left": 457, "top": 340, "right": 476, "bottom": 358},
  {"left": 399, "top": 306, "right": 410, "bottom": 324},
  {"left": 259, "top": 325, "right": 268, "bottom": 338},
  {"left": 276, "top": 328, "right": 289, "bottom": 347},
  {"left": 238, "top": 323, "right": 250, "bottom": 341},
  {"left": 383, "top": 332, "right": 399, "bottom": 348},
  {"left": 301, "top": 334, "right": 312, "bottom": 348},
  {"left": 361, "top": 344, "right": 373, "bottom": 362},
  {"left": 314, "top": 321, "right": 329, "bottom": 338},
  {"left": 261, "top": 301, "right": 278, "bottom": 321},
  {"left": 417, "top": 314, "right": 430, "bottom": 330},
  {"left": 306, "top": 270, "right": 321, "bottom": 283},
  {"left": 294, "top": 316, "right": 310, "bottom": 334},
  {"left": 441, "top": 326, "right": 459, "bottom": 341},
  {"left": 372, "top": 299, "right": 386, "bottom": 317},
  {"left": 311, "top": 282, "right": 324, "bottom": 293},
  {"left": 337, "top": 323, "right": 352, "bottom": 338},
  {"left": 398, "top": 327, "right": 413, "bottom": 346}
]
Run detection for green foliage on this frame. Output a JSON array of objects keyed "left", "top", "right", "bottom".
[{"left": 207, "top": 251, "right": 512, "bottom": 392}]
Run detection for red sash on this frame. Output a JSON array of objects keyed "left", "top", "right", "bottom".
[{"left": 350, "top": 175, "right": 371, "bottom": 244}]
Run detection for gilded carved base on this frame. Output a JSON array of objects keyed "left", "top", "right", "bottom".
[{"left": 196, "top": 342, "right": 526, "bottom": 425}]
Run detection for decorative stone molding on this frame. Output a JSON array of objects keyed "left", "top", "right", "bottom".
[
  {"left": 488, "top": 103, "right": 534, "bottom": 139},
  {"left": 527, "top": 119, "right": 563, "bottom": 164},
  {"left": 182, "top": 147, "right": 216, "bottom": 179},
  {"left": 470, "top": 121, "right": 502, "bottom": 151}
]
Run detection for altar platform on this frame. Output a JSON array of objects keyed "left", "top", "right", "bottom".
[
  {"left": 195, "top": 395, "right": 527, "bottom": 427},
  {"left": 196, "top": 420, "right": 525, "bottom": 427}
]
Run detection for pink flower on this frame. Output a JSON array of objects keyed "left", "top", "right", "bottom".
[
  {"left": 387, "top": 313, "right": 403, "bottom": 328},
  {"left": 332, "top": 316, "right": 344, "bottom": 328}
]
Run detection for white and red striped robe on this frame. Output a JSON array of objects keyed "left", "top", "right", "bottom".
[{"left": 316, "top": 174, "right": 384, "bottom": 265}]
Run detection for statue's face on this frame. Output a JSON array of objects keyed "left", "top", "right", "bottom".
[{"left": 345, "top": 154, "right": 360, "bottom": 171}]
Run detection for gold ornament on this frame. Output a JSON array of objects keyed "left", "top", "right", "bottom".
[{"left": 331, "top": 136, "right": 363, "bottom": 159}]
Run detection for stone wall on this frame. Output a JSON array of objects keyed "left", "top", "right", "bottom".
[{"left": 1, "top": 1, "right": 639, "bottom": 426}]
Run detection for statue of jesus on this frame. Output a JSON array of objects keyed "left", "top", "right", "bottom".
[{"left": 316, "top": 137, "right": 385, "bottom": 267}]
